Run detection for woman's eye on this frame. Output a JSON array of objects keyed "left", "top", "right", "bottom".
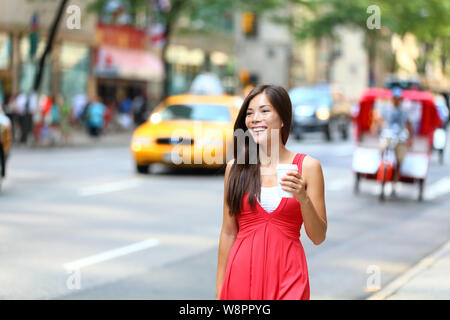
[{"left": 263, "top": 110, "right": 269, "bottom": 113}]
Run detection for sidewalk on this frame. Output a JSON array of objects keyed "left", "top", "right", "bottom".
[
  {"left": 368, "top": 241, "right": 450, "bottom": 300},
  {"left": 68, "top": 130, "right": 133, "bottom": 148},
  {"left": 12, "top": 129, "right": 133, "bottom": 149}
]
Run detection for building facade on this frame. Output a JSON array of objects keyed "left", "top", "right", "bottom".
[
  {"left": 0, "top": 0, "right": 97, "bottom": 102},
  {"left": 234, "top": 10, "right": 292, "bottom": 90}
]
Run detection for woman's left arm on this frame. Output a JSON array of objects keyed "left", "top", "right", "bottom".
[{"left": 281, "top": 156, "right": 327, "bottom": 245}]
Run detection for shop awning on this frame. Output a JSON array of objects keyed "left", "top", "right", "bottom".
[{"left": 95, "top": 45, "right": 164, "bottom": 81}]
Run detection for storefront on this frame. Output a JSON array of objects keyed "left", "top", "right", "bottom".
[
  {"left": 94, "top": 23, "right": 164, "bottom": 109},
  {"left": 165, "top": 45, "right": 236, "bottom": 95},
  {"left": 59, "top": 42, "right": 91, "bottom": 101},
  {"left": 18, "top": 35, "right": 51, "bottom": 96}
]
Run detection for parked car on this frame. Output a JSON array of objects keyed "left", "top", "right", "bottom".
[
  {"left": 289, "top": 84, "right": 351, "bottom": 141},
  {"left": 0, "top": 106, "right": 12, "bottom": 190},
  {"left": 130, "top": 94, "right": 241, "bottom": 173}
]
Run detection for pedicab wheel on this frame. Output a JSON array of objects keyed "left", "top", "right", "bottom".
[
  {"left": 439, "top": 149, "right": 444, "bottom": 165},
  {"left": 379, "top": 182, "right": 386, "bottom": 201},
  {"left": 354, "top": 173, "right": 361, "bottom": 194},
  {"left": 379, "top": 165, "right": 386, "bottom": 202},
  {"left": 136, "top": 164, "right": 150, "bottom": 174},
  {"left": 418, "top": 179, "right": 424, "bottom": 202}
]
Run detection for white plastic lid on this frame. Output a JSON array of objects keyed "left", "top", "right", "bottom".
[{"left": 276, "top": 164, "right": 298, "bottom": 170}]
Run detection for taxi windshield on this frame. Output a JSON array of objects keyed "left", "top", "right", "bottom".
[{"left": 161, "top": 104, "right": 231, "bottom": 122}]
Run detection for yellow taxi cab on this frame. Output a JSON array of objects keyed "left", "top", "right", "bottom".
[
  {"left": 131, "top": 94, "right": 242, "bottom": 173},
  {"left": 0, "top": 106, "right": 12, "bottom": 188}
]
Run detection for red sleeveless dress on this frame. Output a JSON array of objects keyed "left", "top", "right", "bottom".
[{"left": 220, "top": 153, "right": 310, "bottom": 300}]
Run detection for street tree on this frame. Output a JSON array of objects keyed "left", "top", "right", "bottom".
[
  {"left": 286, "top": 0, "right": 450, "bottom": 84},
  {"left": 87, "top": 0, "right": 297, "bottom": 98}
]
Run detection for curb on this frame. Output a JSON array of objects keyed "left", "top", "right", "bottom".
[{"left": 367, "top": 241, "right": 450, "bottom": 300}]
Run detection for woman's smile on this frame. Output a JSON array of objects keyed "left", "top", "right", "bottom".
[{"left": 250, "top": 125, "right": 268, "bottom": 134}]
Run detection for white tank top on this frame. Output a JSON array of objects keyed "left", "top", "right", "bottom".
[{"left": 257, "top": 186, "right": 282, "bottom": 213}]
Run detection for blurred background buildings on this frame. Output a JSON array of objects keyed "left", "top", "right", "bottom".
[{"left": 0, "top": 0, "right": 449, "bottom": 113}]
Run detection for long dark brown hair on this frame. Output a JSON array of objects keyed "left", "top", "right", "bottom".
[{"left": 226, "top": 84, "right": 292, "bottom": 216}]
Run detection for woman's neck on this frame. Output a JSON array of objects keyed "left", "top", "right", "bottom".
[{"left": 258, "top": 142, "right": 289, "bottom": 167}]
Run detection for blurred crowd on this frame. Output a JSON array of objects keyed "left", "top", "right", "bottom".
[{"left": 0, "top": 92, "right": 150, "bottom": 146}]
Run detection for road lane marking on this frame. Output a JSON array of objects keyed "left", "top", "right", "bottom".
[
  {"left": 63, "top": 238, "right": 160, "bottom": 271},
  {"left": 78, "top": 179, "right": 143, "bottom": 197}
]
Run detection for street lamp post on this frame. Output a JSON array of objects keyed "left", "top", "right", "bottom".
[{"left": 21, "top": 0, "right": 68, "bottom": 144}]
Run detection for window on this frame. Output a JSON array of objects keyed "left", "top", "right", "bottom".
[
  {"left": 161, "top": 104, "right": 231, "bottom": 122},
  {"left": 0, "top": 33, "right": 11, "bottom": 70}
]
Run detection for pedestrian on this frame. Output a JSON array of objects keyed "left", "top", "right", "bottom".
[
  {"left": 15, "top": 92, "right": 28, "bottom": 143},
  {"left": 59, "top": 99, "right": 72, "bottom": 145},
  {"left": 71, "top": 93, "right": 88, "bottom": 128},
  {"left": 4, "top": 94, "right": 17, "bottom": 142},
  {"left": 216, "top": 84, "right": 327, "bottom": 300},
  {"left": 131, "top": 93, "right": 147, "bottom": 126},
  {"left": 117, "top": 96, "right": 133, "bottom": 130},
  {"left": 85, "top": 96, "right": 106, "bottom": 137}
]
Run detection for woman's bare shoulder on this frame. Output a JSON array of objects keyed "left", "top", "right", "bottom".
[
  {"left": 303, "top": 155, "right": 321, "bottom": 169},
  {"left": 302, "top": 155, "right": 323, "bottom": 180}
]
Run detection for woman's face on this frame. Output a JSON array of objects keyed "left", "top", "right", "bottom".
[{"left": 245, "top": 93, "right": 283, "bottom": 145}]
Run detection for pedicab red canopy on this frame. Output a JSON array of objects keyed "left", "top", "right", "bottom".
[{"left": 355, "top": 88, "right": 442, "bottom": 142}]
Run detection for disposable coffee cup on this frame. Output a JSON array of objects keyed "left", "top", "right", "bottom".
[{"left": 276, "top": 164, "right": 298, "bottom": 198}]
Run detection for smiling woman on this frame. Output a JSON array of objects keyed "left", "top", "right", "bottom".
[{"left": 216, "top": 84, "right": 327, "bottom": 300}]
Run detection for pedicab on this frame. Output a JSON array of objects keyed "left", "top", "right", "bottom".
[
  {"left": 433, "top": 93, "right": 449, "bottom": 165},
  {"left": 352, "top": 88, "right": 442, "bottom": 201}
]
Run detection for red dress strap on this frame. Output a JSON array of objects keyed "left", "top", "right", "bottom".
[{"left": 294, "top": 153, "right": 307, "bottom": 176}]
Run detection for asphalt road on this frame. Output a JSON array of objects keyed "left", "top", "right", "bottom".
[{"left": 0, "top": 131, "right": 449, "bottom": 300}]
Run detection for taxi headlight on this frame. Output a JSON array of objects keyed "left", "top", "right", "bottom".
[
  {"left": 150, "top": 113, "right": 162, "bottom": 124},
  {"left": 316, "top": 108, "right": 330, "bottom": 121},
  {"left": 131, "top": 137, "right": 153, "bottom": 152}
]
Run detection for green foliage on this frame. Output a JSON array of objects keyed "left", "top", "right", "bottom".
[{"left": 292, "top": 0, "right": 450, "bottom": 44}]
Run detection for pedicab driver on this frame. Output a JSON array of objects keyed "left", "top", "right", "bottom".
[{"left": 371, "top": 87, "right": 414, "bottom": 195}]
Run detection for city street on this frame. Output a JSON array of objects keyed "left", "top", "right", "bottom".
[{"left": 1, "top": 130, "right": 449, "bottom": 300}]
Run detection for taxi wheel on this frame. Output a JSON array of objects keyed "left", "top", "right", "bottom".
[
  {"left": 418, "top": 179, "right": 424, "bottom": 202},
  {"left": 136, "top": 164, "right": 150, "bottom": 174}
]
